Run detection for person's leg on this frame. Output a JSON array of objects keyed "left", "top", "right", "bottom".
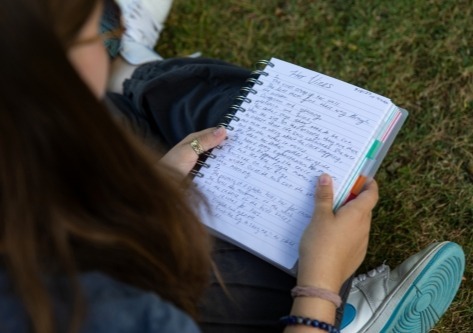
[
  {"left": 101, "top": 0, "right": 174, "bottom": 93},
  {"left": 121, "top": 57, "right": 250, "bottom": 149},
  {"left": 198, "top": 239, "right": 351, "bottom": 333},
  {"left": 198, "top": 239, "right": 294, "bottom": 333},
  {"left": 115, "top": 0, "right": 174, "bottom": 65}
]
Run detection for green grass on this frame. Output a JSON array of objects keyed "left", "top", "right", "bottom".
[{"left": 159, "top": 0, "right": 473, "bottom": 331}]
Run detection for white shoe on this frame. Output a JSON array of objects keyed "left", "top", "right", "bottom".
[
  {"left": 115, "top": 0, "right": 174, "bottom": 65},
  {"left": 340, "top": 241, "right": 465, "bottom": 332}
]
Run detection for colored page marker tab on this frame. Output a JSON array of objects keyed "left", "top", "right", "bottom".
[
  {"left": 367, "top": 139, "right": 382, "bottom": 159},
  {"left": 344, "top": 175, "right": 367, "bottom": 204},
  {"left": 344, "top": 150, "right": 379, "bottom": 205},
  {"left": 351, "top": 175, "right": 368, "bottom": 196}
]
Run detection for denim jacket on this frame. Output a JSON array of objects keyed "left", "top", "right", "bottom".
[{"left": 0, "top": 269, "right": 200, "bottom": 333}]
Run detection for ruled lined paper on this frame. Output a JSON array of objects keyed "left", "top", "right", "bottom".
[{"left": 195, "top": 58, "right": 393, "bottom": 271}]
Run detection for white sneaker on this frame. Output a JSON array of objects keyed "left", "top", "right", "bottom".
[
  {"left": 115, "top": 0, "right": 174, "bottom": 65},
  {"left": 340, "top": 241, "right": 465, "bottom": 333}
]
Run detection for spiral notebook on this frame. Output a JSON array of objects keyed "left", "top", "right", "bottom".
[{"left": 192, "top": 57, "right": 408, "bottom": 275}]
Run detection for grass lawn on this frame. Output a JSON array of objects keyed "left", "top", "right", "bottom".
[{"left": 160, "top": 0, "right": 473, "bottom": 331}]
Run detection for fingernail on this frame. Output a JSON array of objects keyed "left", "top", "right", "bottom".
[
  {"left": 318, "top": 173, "right": 331, "bottom": 185},
  {"left": 213, "top": 126, "right": 225, "bottom": 136}
]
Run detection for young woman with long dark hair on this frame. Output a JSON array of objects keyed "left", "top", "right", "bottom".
[{"left": 0, "top": 1, "right": 463, "bottom": 333}]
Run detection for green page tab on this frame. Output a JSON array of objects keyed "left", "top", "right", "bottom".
[{"left": 367, "top": 140, "right": 382, "bottom": 159}]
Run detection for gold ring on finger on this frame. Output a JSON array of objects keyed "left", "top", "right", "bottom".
[{"left": 190, "top": 138, "right": 205, "bottom": 156}]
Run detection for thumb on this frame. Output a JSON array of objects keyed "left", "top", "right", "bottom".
[
  {"left": 314, "top": 173, "right": 334, "bottom": 220},
  {"left": 193, "top": 126, "right": 227, "bottom": 151}
]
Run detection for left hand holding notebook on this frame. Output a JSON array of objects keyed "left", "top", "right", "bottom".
[
  {"left": 160, "top": 126, "right": 227, "bottom": 176},
  {"left": 297, "top": 174, "right": 379, "bottom": 292}
]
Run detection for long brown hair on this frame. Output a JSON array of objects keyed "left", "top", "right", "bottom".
[{"left": 0, "top": 0, "right": 212, "bottom": 332}]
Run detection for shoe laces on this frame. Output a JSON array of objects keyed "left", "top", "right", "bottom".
[
  {"left": 120, "top": 0, "right": 162, "bottom": 49},
  {"left": 351, "top": 263, "right": 389, "bottom": 287}
]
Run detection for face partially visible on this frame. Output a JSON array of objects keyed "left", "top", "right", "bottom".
[{"left": 67, "top": 2, "right": 109, "bottom": 98}]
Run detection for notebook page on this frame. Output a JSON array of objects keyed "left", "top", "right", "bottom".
[{"left": 195, "top": 57, "right": 393, "bottom": 270}]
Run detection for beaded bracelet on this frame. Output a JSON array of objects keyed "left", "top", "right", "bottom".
[{"left": 279, "top": 315, "right": 340, "bottom": 333}]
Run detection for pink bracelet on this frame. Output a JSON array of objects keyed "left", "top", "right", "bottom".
[{"left": 291, "top": 286, "right": 342, "bottom": 308}]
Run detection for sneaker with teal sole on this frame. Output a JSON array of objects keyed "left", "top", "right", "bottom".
[{"left": 340, "top": 241, "right": 465, "bottom": 333}]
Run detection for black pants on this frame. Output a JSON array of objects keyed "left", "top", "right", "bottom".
[{"left": 106, "top": 57, "right": 351, "bottom": 332}]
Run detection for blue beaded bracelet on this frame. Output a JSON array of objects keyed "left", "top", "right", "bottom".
[{"left": 279, "top": 315, "right": 340, "bottom": 333}]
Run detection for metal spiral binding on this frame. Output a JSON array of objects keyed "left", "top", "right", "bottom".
[
  {"left": 224, "top": 114, "right": 240, "bottom": 121},
  {"left": 229, "top": 104, "right": 246, "bottom": 113},
  {"left": 250, "top": 69, "right": 269, "bottom": 77},
  {"left": 240, "top": 87, "right": 258, "bottom": 94},
  {"left": 190, "top": 59, "right": 272, "bottom": 179},
  {"left": 196, "top": 160, "right": 210, "bottom": 168},
  {"left": 219, "top": 58, "right": 271, "bottom": 131},
  {"left": 234, "top": 96, "right": 252, "bottom": 103},
  {"left": 246, "top": 77, "right": 263, "bottom": 85},
  {"left": 190, "top": 169, "right": 203, "bottom": 178},
  {"left": 217, "top": 122, "right": 234, "bottom": 130},
  {"left": 203, "top": 151, "right": 216, "bottom": 159},
  {"left": 254, "top": 59, "right": 275, "bottom": 69}
]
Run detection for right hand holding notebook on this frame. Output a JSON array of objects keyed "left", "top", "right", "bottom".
[{"left": 297, "top": 174, "right": 379, "bottom": 292}]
